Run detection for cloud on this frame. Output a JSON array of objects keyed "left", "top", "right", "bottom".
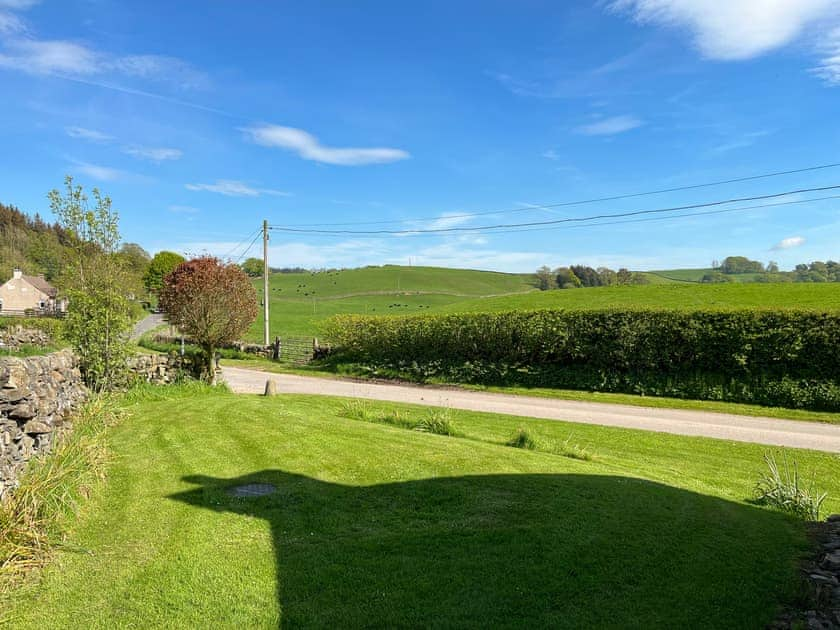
[
  {"left": 426, "top": 213, "right": 474, "bottom": 231},
  {"left": 122, "top": 145, "right": 183, "bottom": 161},
  {"left": 241, "top": 124, "right": 410, "bottom": 166},
  {"left": 0, "top": 33, "right": 207, "bottom": 89},
  {"left": 542, "top": 149, "right": 559, "bottom": 160},
  {"left": 574, "top": 115, "right": 643, "bottom": 136},
  {"left": 813, "top": 26, "right": 840, "bottom": 84},
  {"left": 65, "top": 126, "right": 113, "bottom": 143},
  {"left": 185, "top": 179, "right": 290, "bottom": 197},
  {"left": 73, "top": 161, "right": 125, "bottom": 182},
  {"left": 0, "top": 1, "right": 40, "bottom": 8},
  {"left": 708, "top": 129, "right": 772, "bottom": 154},
  {"left": 610, "top": 0, "right": 839, "bottom": 60},
  {"left": 169, "top": 205, "right": 200, "bottom": 214},
  {"left": 772, "top": 235, "right": 806, "bottom": 250}
]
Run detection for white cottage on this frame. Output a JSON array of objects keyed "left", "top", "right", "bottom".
[{"left": 0, "top": 269, "right": 66, "bottom": 314}]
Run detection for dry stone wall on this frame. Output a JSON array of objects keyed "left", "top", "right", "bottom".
[
  {"left": 0, "top": 350, "right": 86, "bottom": 501},
  {"left": 0, "top": 326, "right": 51, "bottom": 349}
]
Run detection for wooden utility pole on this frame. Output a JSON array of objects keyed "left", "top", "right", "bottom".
[{"left": 263, "top": 219, "right": 270, "bottom": 346}]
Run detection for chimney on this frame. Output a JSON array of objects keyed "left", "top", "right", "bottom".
[{"left": 12, "top": 268, "right": 22, "bottom": 279}]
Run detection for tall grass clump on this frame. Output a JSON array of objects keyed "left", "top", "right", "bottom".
[
  {"left": 546, "top": 436, "right": 593, "bottom": 461},
  {"left": 506, "top": 427, "right": 538, "bottom": 450},
  {"left": 754, "top": 451, "right": 827, "bottom": 521},
  {"left": 415, "top": 408, "right": 459, "bottom": 436},
  {"left": 0, "top": 395, "right": 122, "bottom": 593},
  {"left": 338, "top": 399, "right": 375, "bottom": 422}
]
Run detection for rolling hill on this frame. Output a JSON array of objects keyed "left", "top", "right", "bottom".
[{"left": 248, "top": 265, "right": 537, "bottom": 339}]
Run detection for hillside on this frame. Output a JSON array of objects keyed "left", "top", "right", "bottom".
[
  {"left": 439, "top": 282, "right": 840, "bottom": 314},
  {"left": 643, "top": 269, "right": 766, "bottom": 284},
  {"left": 248, "top": 265, "right": 538, "bottom": 338}
]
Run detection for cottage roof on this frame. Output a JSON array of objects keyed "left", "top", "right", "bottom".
[{"left": 20, "top": 274, "right": 58, "bottom": 297}]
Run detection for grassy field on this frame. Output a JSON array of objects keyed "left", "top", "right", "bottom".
[
  {"left": 6, "top": 385, "right": 839, "bottom": 628},
  {"left": 248, "top": 265, "right": 840, "bottom": 339},
  {"left": 642, "top": 268, "right": 766, "bottom": 283},
  {"left": 248, "top": 265, "right": 536, "bottom": 339},
  {"left": 440, "top": 282, "right": 840, "bottom": 314}
]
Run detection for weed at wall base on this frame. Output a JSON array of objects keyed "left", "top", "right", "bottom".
[{"left": 0, "top": 396, "right": 122, "bottom": 595}]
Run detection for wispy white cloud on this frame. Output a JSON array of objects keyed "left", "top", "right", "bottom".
[
  {"left": 72, "top": 161, "right": 126, "bottom": 182},
  {"left": 0, "top": 1, "right": 40, "bottom": 8},
  {"left": 122, "top": 145, "right": 182, "bottom": 161},
  {"left": 169, "top": 205, "right": 200, "bottom": 214},
  {"left": 241, "top": 123, "right": 410, "bottom": 166},
  {"left": 813, "top": 26, "right": 840, "bottom": 85},
  {"left": 610, "top": 0, "right": 839, "bottom": 60},
  {"left": 185, "top": 179, "right": 290, "bottom": 197},
  {"left": 0, "top": 10, "right": 24, "bottom": 34},
  {"left": 542, "top": 149, "right": 559, "bottom": 160},
  {"left": 772, "top": 235, "right": 806, "bottom": 250},
  {"left": 574, "top": 115, "right": 643, "bottom": 136},
  {"left": 65, "top": 125, "right": 113, "bottom": 143},
  {"left": 708, "top": 129, "right": 772, "bottom": 154},
  {"left": 426, "top": 213, "right": 474, "bottom": 231}
]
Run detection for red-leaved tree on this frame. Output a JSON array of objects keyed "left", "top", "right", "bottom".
[{"left": 158, "top": 256, "right": 258, "bottom": 383}]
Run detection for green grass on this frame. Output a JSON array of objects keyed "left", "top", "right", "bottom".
[
  {"left": 223, "top": 357, "right": 840, "bottom": 425},
  {"left": 643, "top": 268, "right": 766, "bottom": 283},
  {"left": 5, "top": 386, "right": 839, "bottom": 628},
  {"left": 248, "top": 264, "right": 536, "bottom": 339},
  {"left": 0, "top": 343, "right": 62, "bottom": 357},
  {"left": 440, "top": 282, "right": 840, "bottom": 314}
]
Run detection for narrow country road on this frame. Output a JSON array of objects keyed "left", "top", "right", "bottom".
[
  {"left": 221, "top": 366, "right": 840, "bottom": 453},
  {"left": 130, "top": 313, "right": 165, "bottom": 341}
]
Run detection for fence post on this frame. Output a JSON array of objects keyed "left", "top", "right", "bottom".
[{"left": 273, "top": 336, "right": 281, "bottom": 361}]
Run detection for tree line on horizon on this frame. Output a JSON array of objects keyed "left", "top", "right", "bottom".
[
  {"left": 535, "top": 265, "right": 650, "bottom": 290},
  {"left": 702, "top": 256, "right": 840, "bottom": 284}
]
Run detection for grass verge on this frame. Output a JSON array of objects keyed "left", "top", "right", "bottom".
[
  {"left": 223, "top": 357, "right": 840, "bottom": 425},
  {"left": 3, "top": 386, "right": 838, "bottom": 627},
  {"left": 0, "top": 395, "right": 121, "bottom": 600}
]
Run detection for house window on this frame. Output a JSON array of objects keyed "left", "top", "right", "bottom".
[{"left": 39, "top": 300, "right": 46, "bottom": 310}]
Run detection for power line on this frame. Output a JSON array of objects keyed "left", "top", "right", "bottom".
[
  {"left": 269, "top": 183, "right": 840, "bottom": 235},
  {"left": 264, "top": 193, "right": 840, "bottom": 240},
  {"left": 282, "top": 161, "right": 840, "bottom": 227},
  {"left": 221, "top": 227, "right": 261, "bottom": 260},
  {"left": 233, "top": 231, "right": 263, "bottom": 263}
]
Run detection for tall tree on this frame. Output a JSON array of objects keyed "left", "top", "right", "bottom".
[
  {"left": 242, "top": 257, "right": 263, "bottom": 277},
  {"left": 143, "top": 251, "right": 185, "bottom": 293},
  {"left": 158, "top": 256, "right": 258, "bottom": 384},
  {"left": 535, "top": 265, "right": 555, "bottom": 290},
  {"left": 48, "top": 175, "right": 132, "bottom": 390}
]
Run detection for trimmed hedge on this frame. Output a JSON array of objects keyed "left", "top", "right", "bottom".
[{"left": 323, "top": 310, "right": 840, "bottom": 411}]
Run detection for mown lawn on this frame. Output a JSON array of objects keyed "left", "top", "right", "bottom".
[{"left": 6, "top": 386, "right": 840, "bottom": 628}]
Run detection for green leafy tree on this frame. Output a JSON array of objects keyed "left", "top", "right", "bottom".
[
  {"left": 242, "top": 257, "right": 263, "bottom": 277},
  {"left": 554, "top": 267, "right": 581, "bottom": 289},
  {"left": 535, "top": 265, "right": 555, "bottom": 290},
  {"left": 48, "top": 175, "right": 132, "bottom": 391},
  {"left": 158, "top": 256, "right": 258, "bottom": 384},
  {"left": 143, "top": 251, "right": 185, "bottom": 293}
]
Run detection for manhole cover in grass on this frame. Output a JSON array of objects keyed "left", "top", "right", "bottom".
[{"left": 226, "top": 483, "right": 277, "bottom": 498}]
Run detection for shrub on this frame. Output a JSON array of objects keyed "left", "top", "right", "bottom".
[
  {"left": 754, "top": 451, "right": 827, "bottom": 521},
  {"left": 415, "top": 408, "right": 459, "bottom": 436},
  {"left": 322, "top": 309, "right": 840, "bottom": 411},
  {"left": 506, "top": 428, "right": 538, "bottom": 450}
]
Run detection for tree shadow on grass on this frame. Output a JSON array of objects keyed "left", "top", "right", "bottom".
[{"left": 170, "top": 470, "right": 803, "bottom": 628}]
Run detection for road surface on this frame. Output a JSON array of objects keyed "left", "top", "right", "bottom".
[
  {"left": 221, "top": 366, "right": 840, "bottom": 453},
  {"left": 131, "top": 313, "right": 166, "bottom": 341}
]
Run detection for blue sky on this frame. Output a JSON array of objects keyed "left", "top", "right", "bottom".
[{"left": 1, "top": 0, "right": 840, "bottom": 272}]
